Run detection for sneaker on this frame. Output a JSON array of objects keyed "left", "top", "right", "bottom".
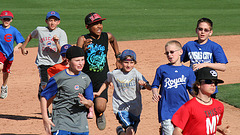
[
  {"left": 0, "top": 85, "right": 8, "bottom": 99},
  {"left": 96, "top": 113, "right": 106, "bottom": 130},
  {"left": 116, "top": 126, "right": 124, "bottom": 135}
]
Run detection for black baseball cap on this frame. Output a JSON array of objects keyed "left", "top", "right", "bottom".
[
  {"left": 85, "top": 12, "right": 106, "bottom": 25},
  {"left": 195, "top": 67, "right": 224, "bottom": 83},
  {"left": 66, "top": 46, "right": 85, "bottom": 60}
]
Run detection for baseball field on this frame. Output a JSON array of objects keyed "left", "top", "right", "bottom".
[{"left": 0, "top": 0, "right": 240, "bottom": 134}]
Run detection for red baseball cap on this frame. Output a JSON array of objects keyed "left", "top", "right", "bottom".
[
  {"left": 85, "top": 12, "right": 106, "bottom": 25},
  {"left": 0, "top": 10, "right": 14, "bottom": 19}
]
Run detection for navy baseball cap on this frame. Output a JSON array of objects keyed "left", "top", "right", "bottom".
[
  {"left": 195, "top": 67, "right": 224, "bottom": 83},
  {"left": 60, "top": 44, "right": 72, "bottom": 57},
  {"left": 0, "top": 10, "right": 14, "bottom": 19},
  {"left": 120, "top": 49, "right": 136, "bottom": 61},
  {"left": 85, "top": 12, "right": 106, "bottom": 25},
  {"left": 46, "top": 11, "right": 60, "bottom": 20},
  {"left": 66, "top": 46, "right": 85, "bottom": 60}
]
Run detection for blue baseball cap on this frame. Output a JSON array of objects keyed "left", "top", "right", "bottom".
[
  {"left": 46, "top": 11, "right": 60, "bottom": 20},
  {"left": 120, "top": 49, "right": 136, "bottom": 61},
  {"left": 60, "top": 44, "right": 72, "bottom": 57}
]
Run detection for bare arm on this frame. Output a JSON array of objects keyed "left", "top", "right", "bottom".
[
  {"left": 94, "top": 80, "right": 110, "bottom": 98},
  {"left": 138, "top": 80, "right": 152, "bottom": 90},
  {"left": 217, "top": 125, "right": 230, "bottom": 135},
  {"left": 14, "top": 43, "right": 23, "bottom": 53},
  {"left": 76, "top": 36, "right": 92, "bottom": 52},
  {"left": 21, "top": 34, "right": 32, "bottom": 56},
  {"left": 192, "top": 63, "right": 226, "bottom": 72},
  {"left": 173, "top": 127, "right": 183, "bottom": 135},
  {"left": 40, "top": 97, "right": 55, "bottom": 135},
  {"left": 107, "top": 32, "right": 121, "bottom": 69}
]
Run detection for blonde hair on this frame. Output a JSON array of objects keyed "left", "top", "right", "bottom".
[{"left": 165, "top": 40, "right": 182, "bottom": 49}]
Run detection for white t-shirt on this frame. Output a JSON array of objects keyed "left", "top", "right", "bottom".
[{"left": 31, "top": 26, "right": 68, "bottom": 66}]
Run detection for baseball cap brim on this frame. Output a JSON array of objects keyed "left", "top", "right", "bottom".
[{"left": 0, "top": 16, "right": 13, "bottom": 19}]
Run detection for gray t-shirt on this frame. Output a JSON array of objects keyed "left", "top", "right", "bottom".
[
  {"left": 107, "top": 68, "right": 146, "bottom": 116},
  {"left": 31, "top": 26, "right": 68, "bottom": 66},
  {"left": 41, "top": 70, "right": 93, "bottom": 133}
]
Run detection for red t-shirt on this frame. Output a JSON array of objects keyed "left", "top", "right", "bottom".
[
  {"left": 172, "top": 97, "right": 224, "bottom": 135},
  {"left": 47, "top": 62, "right": 68, "bottom": 77}
]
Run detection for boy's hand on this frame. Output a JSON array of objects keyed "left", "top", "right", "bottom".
[
  {"left": 53, "top": 35, "right": 59, "bottom": 44},
  {"left": 43, "top": 118, "right": 55, "bottom": 135},
  {"left": 93, "top": 92, "right": 100, "bottom": 98},
  {"left": 21, "top": 48, "right": 28, "bottom": 56},
  {"left": 83, "top": 38, "right": 92, "bottom": 51},
  {"left": 78, "top": 93, "right": 88, "bottom": 105},
  {"left": 138, "top": 80, "right": 146, "bottom": 86},
  {"left": 14, "top": 46, "right": 20, "bottom": 53},
  {"left": 152, "top": 88, "right": 161, "bottom": 102}
]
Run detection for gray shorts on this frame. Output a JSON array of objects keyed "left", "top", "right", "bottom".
[{"left": 161, "top": 119, "right": 174, "bottom": 135}]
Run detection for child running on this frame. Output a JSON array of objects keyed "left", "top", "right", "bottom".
[
  {"left": 21, "top": 11, "right": 68, "bottom": 99},
  {"left": 0, "top": 10, "right": 25, "bottom": 99},
  {"left": 77, "top": 12, "right": 121, "bottom": 130},
  {"left": 47, "top": 44, "right": 94, "bottom": 119},
  {"left": 40, "top": 46, "right": 93, "bottom": 135},
  {"left": 151, "top": 40, "right": 196, "bottom": 135},
  {"left": 94, "top": 49, "right": 151, "bottom": 135},
  {"left": 172, "top": 67, "right": 230, "bottom": 135},
  {"left": 181, "top": 18, "right": 228, "bottom": 98}
]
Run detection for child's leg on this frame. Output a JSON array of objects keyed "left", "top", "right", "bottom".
[
  {"left": 87, "top": 106, "right": 94, "bottom": 119},
  {"left": 0, "top": 59, "right": 12, "bottom": 99},
  {"left": 116, "top": 111, "right": 140, "bottom": 135},
  {"left": 161, "top": 119, "right": 174, "bottom": 135},
  {"left": 2, "top": 72, "right": 9, "bottom": 86}
]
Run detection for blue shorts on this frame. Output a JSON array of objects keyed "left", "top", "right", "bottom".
[
  {"left": 52, "top": 130, "right": 89, "bottom": 135},
  {"left": 116, "top": 111, "right": 140, "bottom": 132}
]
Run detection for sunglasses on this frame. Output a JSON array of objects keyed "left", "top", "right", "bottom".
[
  {"left": 3, "top": 18, "right": 11, "bottom": 22},
  {"left": 201, "top": 79, "right": 218, "bottom": 86},
  {"left": 164, "top": 49, "right": 180, "bottom": 55},
  {"left": 197, "top": 27, "right": 211, "bottom": 33}
]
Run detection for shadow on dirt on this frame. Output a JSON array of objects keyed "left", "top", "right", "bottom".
[{"left": 0, "top": 114, "right": 41, "bottom": 120}]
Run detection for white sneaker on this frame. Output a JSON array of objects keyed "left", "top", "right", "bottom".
[{"left": 0, "top": 85, "right": 8, "bottom": 99}]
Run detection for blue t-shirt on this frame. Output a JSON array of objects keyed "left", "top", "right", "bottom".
[
  {"left": 152, "top": 64, "right": 196, "bottom": 122},
  {"left": 181, "top": 39, "right": 228, "bottom": 93},
  {"left": 0, "top": 24, "right": 25, "bottom": 61}
]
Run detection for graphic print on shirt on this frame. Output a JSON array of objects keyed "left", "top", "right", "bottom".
[
  {"left": 164, "top": 75, "right": 187, "bottom": 89},
  {"left": 4, "top": 34, "right": 13, "bottom": 42},
  {"left": 117, "top": 78, "right": 135, "bottom": 91},
  {"left": 204, "top": 107, "right": 222, "bottom": 134},
  {"left": 40, "top": 35, "right": 57, "bottom": 52},
  {"left": 188, "top": 51, "right": 212, "bottom": 64},
  {"left": 86, "top": 43, "right": 106, "bottom": 72}
]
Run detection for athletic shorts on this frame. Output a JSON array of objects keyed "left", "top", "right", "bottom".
[
  {"left": 0, "top": 52, "right": 13, "bottom": 73},
  {"left": 38, "top": 65, "right": 52, "bottom": 86},
  {"left": 116, "top": 111, "right": 140, "bottom": 132},
  {"left": 93, "top": 82, "right": 108, "bottom": 101},
  {"left": 161, "top": 119, "right": 174, "bottom": 135},
  {"left": 52, "top": 130, "right": 89, "bottom": 135}
]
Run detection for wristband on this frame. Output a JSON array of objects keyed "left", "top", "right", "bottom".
[{"left": 115, "top": 53, "right": 121, "bottom": 59}]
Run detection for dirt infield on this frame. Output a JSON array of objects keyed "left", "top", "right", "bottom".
[{"left": 0, "top": 35, "right": 239, "bottom": 135}]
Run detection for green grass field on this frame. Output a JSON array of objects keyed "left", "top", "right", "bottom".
[
  {"left": 1, "top": 0, "right": 239, "bottom": 108},
  {"left": 1, "top": 0, "right": 240, "bottom": 46}
]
